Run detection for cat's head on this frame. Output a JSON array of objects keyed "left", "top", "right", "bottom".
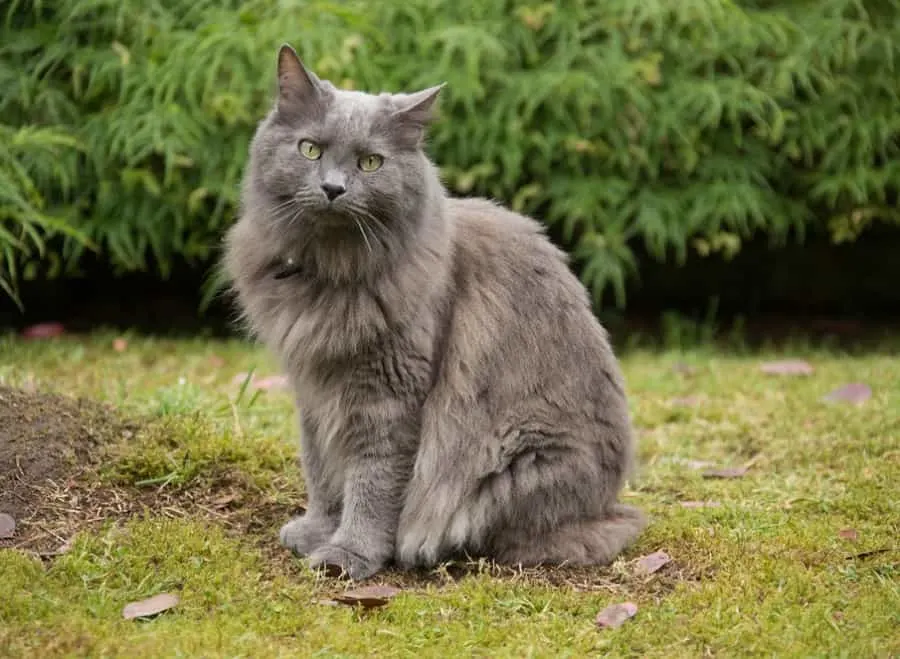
[{"left": 244, "top": 44, "right": 445, "bottom": 248}]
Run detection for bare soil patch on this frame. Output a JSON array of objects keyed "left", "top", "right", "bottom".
[
  {"left": 0, "top": 385, "right": 136, "bottom": 548},
  {"left": 0, "top": 385, "right": 297, "bottom": 558}
]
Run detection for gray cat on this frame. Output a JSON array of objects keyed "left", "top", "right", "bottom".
[{"left": 223, "top": 44, "right": 646, "bottom": 580}]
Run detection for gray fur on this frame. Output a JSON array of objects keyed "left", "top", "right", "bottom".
[{"left": 223, "top": 44, "right": 646, "bottom": 580}]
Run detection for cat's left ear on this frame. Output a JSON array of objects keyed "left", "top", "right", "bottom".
[{"left": 390, "top": 83, "right": 446, "bottom": 146}]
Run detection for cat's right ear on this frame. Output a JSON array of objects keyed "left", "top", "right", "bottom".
[{"left": 276, "top": 44, "right": 324, "bottom": 119}]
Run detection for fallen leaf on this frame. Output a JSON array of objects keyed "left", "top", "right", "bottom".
[
  {"left": 253, "top": 374, "right": 289, "bottom": 391},
  {"left": 122, "top": 593, "right": 180, "bottom": 620},
  {"left": 0, "top": 513, "right": 15, "bottom": 538},
  {"left": 823, "top": 383, "right": 871, "bottom": 405},
  {"left": 595, "top": 602, "right": 638, "bottom": 629},
  {"left": 635, "top": 550, "right": 671, "bottom": 575},
  {"left": 680, "top": 500, "right": 722, "bottom": 508},
  {"left": 208, "top": 355, "right": 226, "bottom": 368},
  {"left": 231, "top": 372, "right": 290, "bottom": 391},
  {"left": 331, "top": 585, "right": 403, "bottom": 609},
  {"left": 760, "top": 359, "right": 814, "bottom": 376},
  {"left": 702, "top": 466, "right": 748, "bottom": 479},
  {"left": 112, "top": 337, "right": 128, "bottom": 352},
  {"left": 838, "top": 528, "right": 858, "bottom": 541},
  {"left": 21, "top": 322, "right": 65, "bottom": 339}
]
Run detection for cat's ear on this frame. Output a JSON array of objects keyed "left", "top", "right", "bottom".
[
  {"left": 276, "top": 44, "right": 325, "bottom": 119},
  {"left": 389, "top": 83, "right": 446, "bottom": 146}
]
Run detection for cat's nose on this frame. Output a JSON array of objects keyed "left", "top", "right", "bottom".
[{"left": 321, "top": 182, "right": 346, "bottom": 201}]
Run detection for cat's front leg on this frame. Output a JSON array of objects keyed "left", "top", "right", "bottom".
[
  {"left": 307, "top": 450, "right": 410, "bottom": 580},
  {"left": 280, "top": 414, "right": 342, "bottom": 557}
]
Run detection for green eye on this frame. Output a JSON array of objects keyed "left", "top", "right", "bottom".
[
  {"left": 298, "top": 140, "right": 322, "bottom": 160},
  {"left": 358, "top": 154, "right": 384, "bottom": 172}
]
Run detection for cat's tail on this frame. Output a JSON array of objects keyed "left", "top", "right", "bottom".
[
  {"left": 579, "top": 503, "right": 648, "bottom": 564},
  {"left": 494, "top": 503, "right": 648, "bottom": 567}
]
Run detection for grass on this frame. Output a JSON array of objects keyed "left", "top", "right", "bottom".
[{"left": 1, "top": 329, "right": 898, "bottom": 658}]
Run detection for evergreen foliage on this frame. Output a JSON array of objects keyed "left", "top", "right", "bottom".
[{"left": 2, "top": 0, "right": 899, "bottom": 307}]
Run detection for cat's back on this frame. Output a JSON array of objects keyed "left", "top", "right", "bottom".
[
  {"left": 447, "top": 196, "right": 589, "bottom": 311},
  {"left": 442, "top": 195, "right": 626, "bottom": 422}
]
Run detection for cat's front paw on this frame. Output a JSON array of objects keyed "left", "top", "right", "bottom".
[
  {"left": 307, "top": 543, "right": 385, "bottom": 581},
  {"left": 279, "top": 514, "right": 336, "bottom": 556}
]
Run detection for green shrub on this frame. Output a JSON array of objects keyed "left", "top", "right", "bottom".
[{"left": 2, "top": 0, "right": 899, "bottom": 307}]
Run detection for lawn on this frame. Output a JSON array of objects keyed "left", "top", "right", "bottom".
[{"left": 0, "top": 330, "right": 898, "bottom": 658}]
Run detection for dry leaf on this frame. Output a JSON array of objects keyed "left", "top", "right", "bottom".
[
  {"left": 0, "top": 513, "right": 15, "bottom": 539},
  {"left": 680, "top": 501, "right": 721, "bottom": 508},
  {"left": 635, "top": 550, "right": 671, "bottom": 575},
  {"left": 823, "top": 383, "right": 871, "bottom": 405},
  {"left": 112, "top": 337, "right": 128, "bottom": 352},
  {"left": 702, "top": 466, "right": 748, "bottom": 479},
  {"left": 122, "top": 593, "right": 180, "bottom": 620},
  {"left": 253, "top": 374, "right": 290, "bottom": 391},
  {"left": 838, "top": 528, "right": 858, "bottom": 541},
  {"left": 208, "top": 354, "right": 226, "bottom": 368},
  {"left": 595, "top": 601, "right": 638, "bottom": 629},
  {"left": 20, "top": 322, "right": 65, "bottom": 339},
  {"left": 760, "top": 359, "right": 814, "bottom": 376},
  {"left": 331, "top": 585, "right": 403, "bottom": 609}
]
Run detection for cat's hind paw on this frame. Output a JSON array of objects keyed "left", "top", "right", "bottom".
[{"left": 395, "top": 531, "right": 442, "bottom": 569}]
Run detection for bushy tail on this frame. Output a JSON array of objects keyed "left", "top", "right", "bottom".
[{"left": 494, "top": 503, "right": 648, "bottom": 567}]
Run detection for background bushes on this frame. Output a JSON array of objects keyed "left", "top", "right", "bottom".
[{"left": 2, "top": 0, "right": 899, "bottom": 309}]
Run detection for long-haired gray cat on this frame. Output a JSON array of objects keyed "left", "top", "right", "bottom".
[{"left": 224, "top": 44, "right": 646, "bottom": 580}]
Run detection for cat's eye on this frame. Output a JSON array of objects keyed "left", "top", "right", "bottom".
[
  {"left": 298, "top": 140, "right": 322, "bottom": 160},
  {"left": 358, "top": 154, "right": 384, "bottom": 172}
]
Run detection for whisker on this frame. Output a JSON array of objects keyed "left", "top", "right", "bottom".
[
  {"left": 270, "top": 196, "right": 299, "bottom": 213},
  {"left": 353, "top": 217, "right": 373, "bottom": 255}
]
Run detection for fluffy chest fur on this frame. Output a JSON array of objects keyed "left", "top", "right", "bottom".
[{"left": 223, "top": 210, "right": 448, "bottom": 453}]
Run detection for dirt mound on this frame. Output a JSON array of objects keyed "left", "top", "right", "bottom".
[{"left": 0, "top": 385, "right": 134, "bottom": 548}]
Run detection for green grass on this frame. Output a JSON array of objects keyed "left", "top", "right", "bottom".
[{"left": 1, "top": 331, "right": 898, "bottom": 658}]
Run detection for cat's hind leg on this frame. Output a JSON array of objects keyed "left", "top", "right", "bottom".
[{"left": 397, "top": 422, "right": 644, "bottom": 568}]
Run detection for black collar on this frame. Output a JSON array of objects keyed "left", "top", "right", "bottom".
[{"left": 272, "top": 257, "right": 304, "bottom": 280}]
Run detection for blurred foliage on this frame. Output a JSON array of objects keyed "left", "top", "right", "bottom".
[{"left": 2, "top": 0, "right": 899, "bottom": 307}]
